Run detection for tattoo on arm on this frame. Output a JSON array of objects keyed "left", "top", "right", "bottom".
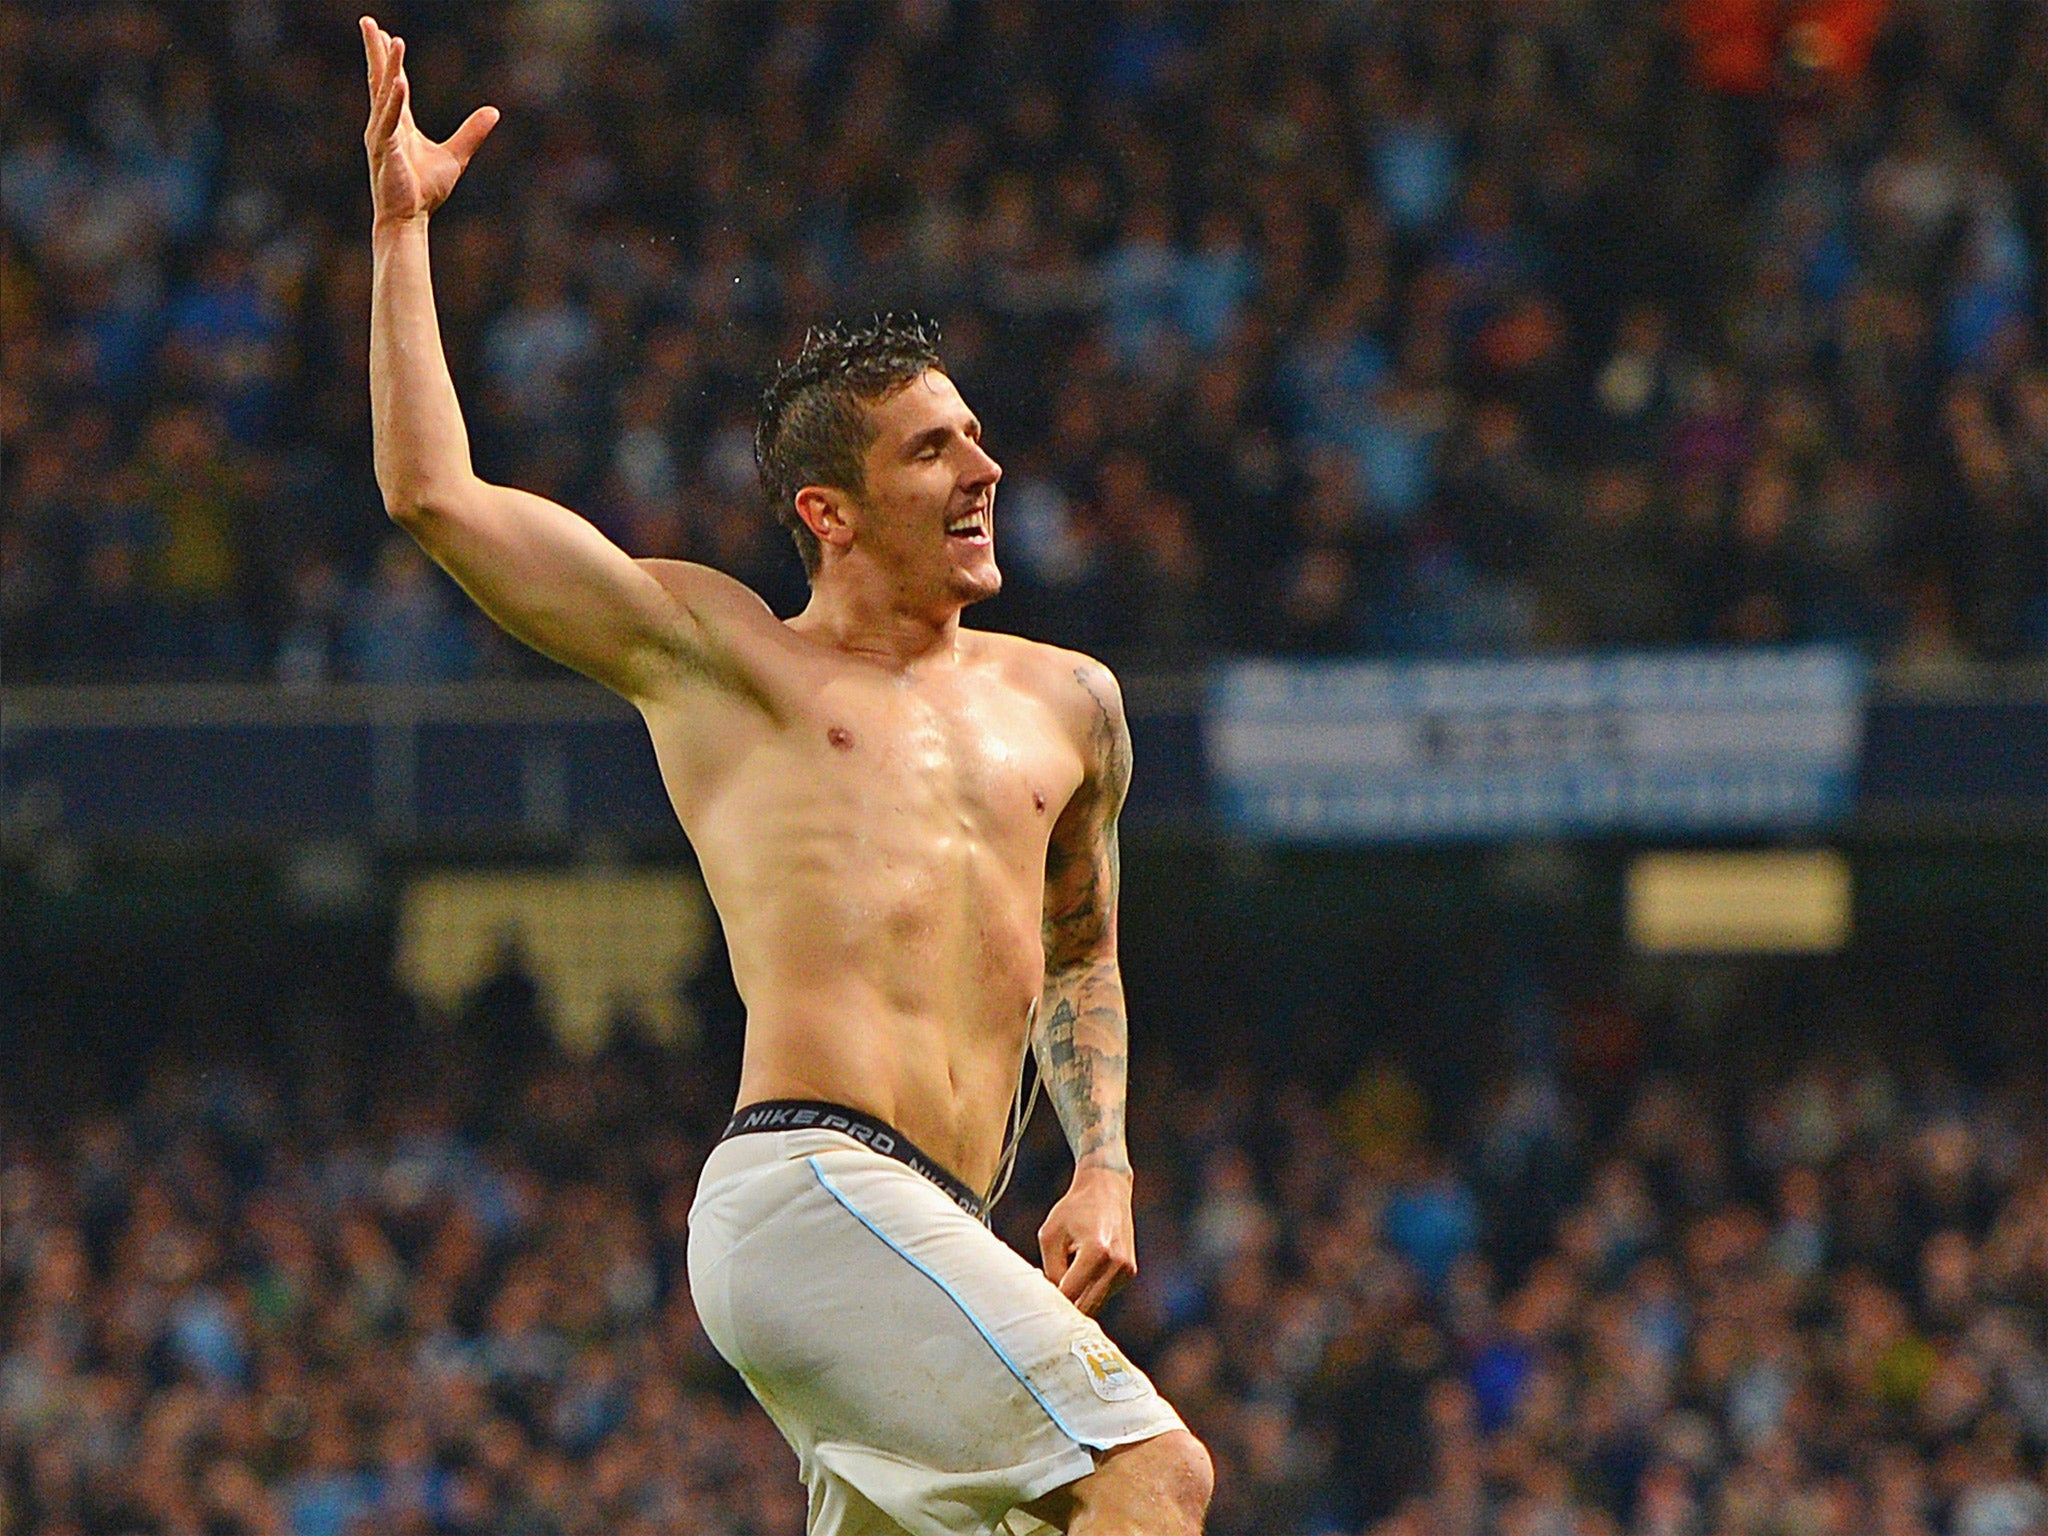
[
  {"left": 1072, "top": 666, "right": 1132, "bottom": 823},
  {"left": 1036, "top": 986, "right": 1130, "bottom": 1176},
  {"left": 1037, "top": 665, "right": 1133, "bottom": 1176}
]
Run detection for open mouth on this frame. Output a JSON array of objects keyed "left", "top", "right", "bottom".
[{"left": 945, "top": 506, "right": 992, "bottom": 546}]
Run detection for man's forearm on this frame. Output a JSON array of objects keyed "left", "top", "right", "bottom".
[
  {"left": 1036, "top": 958, "right": 1131, "bottom": 1177},
  {"left": 369, "top": 217, "right": 477, "bottom": 514}
]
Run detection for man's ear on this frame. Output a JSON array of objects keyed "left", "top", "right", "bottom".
[{"left": 794, "top": 486, "right": 856, "bottom": 556}]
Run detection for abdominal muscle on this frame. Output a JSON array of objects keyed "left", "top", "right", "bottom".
[{"left": 686, "top": 774, "right": 1051, "bottom": 1195}]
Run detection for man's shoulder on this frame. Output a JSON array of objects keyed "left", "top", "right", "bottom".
[
  {"left": 637, "top": 558, "right": 844, "bottom": 675},
  {"left": 630, "top": 559, "right": 834, "bottom": 713},
  {"left": 970, "top": 630, "right": 1122, "bottom": 715},
  {"left": 968, "top": 631, "right": 1128, "bottom": 789}
]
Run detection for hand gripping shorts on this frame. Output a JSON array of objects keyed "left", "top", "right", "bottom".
[{"left": 686, "top": 1117, "right": 1186, "bottom": 1536}]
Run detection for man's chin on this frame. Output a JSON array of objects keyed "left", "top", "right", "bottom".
[{"left": 949, "top": 556, "right": 1002, "bottom": 606}]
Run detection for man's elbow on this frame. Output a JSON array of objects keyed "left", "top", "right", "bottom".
[
  {"left": 378, "top": 474, "right": 476, "bottom": 529},
  {"left": 380, "top": 486, "right": 428, "bottom": 528}
]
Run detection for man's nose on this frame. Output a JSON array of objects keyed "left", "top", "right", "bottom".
[{"left": 963, "top": 439, "right": 1002, "bottom": 487}]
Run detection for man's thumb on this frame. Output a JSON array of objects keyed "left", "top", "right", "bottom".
[{"left": 447, "top": 105, "right": 499, "bottom": 169}]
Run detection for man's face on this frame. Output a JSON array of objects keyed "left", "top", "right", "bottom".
[{"left": 847, "top": 369, "right": 1003, "bottom": 606}]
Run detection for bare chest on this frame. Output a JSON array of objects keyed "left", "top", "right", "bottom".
[{"left": 795, "top": 671, "right": 1079, "bottom": 844}]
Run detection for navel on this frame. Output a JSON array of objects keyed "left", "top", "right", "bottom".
[
  {"left": 827, "top": 725, "right": 854, "bottom": 750},
  {"left": 1033, "top": 789, "right": 1047, "bottom": 812}
]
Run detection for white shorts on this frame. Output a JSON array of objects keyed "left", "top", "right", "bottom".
[{"left": 687, "top": 1125, "right": 1186, "bottom": 1536}]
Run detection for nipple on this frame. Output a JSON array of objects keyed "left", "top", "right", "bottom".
[{"left": 827, "top": 725, "right": 854, "bottom": 750}]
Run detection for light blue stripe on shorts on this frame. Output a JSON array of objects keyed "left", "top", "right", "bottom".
[{"left": 806, "top": 1155, "right": 1086, "bottom": 1446}]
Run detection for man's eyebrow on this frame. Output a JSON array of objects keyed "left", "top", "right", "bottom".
[{"left": 904, "top": 419, "right": 980, "bottom": 455}]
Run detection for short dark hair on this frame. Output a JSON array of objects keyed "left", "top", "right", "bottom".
[{"left": 754, "top": 314, "right": 945, "bottom": 577}]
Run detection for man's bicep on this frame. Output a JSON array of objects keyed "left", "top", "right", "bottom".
[
  {"left": 1071, "top": 661, "right": 1133, "bottom": 815},
  {"left": 1042, "top": 803, "right": 1118, "bottom": 968},
  {"left": 1041, "top": 659, "right": 1133, "bottom": 966},
  {"left": 398, "top": 479, "right": 696, "bottom": 698}
]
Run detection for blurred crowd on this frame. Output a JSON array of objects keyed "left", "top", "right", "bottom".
[
  {"left": 6, "top": 967, "right": 2048, "bottom": 1536},
  {"left": 8, "top": 0, "right": 2048, "bottom": 682}
]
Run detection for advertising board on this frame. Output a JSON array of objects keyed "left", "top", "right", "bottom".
[{"left": 1207, "top": 648, "right": 1869, "bottom": 839}]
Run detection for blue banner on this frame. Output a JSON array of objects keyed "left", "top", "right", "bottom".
[
  {"left": 1207, "top": 649, "right": 1870, "bottom": 839},
  {"left": 0, "top": 680, "right": 1205, "bottom": 843}
]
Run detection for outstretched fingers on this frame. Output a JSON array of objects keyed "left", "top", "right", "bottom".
[
  {"left": 358, "top": 16, "right": 495, "bottom": 215},
  {"left": 361, "top": 16, "right": 391, "bottom": 100},
  {"left": 393, "top": 42, "right": 422, "bottom": 137},
  {"left": 363, "top": 20, "right": 394, "bottom": 129},
  {"left": 369, "top": 36, "right": 407, "bottom": 146}
]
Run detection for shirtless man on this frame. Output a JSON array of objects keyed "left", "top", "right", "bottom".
[{"left": 360, "top": 21, "right": 1210, "bottom": 1536}]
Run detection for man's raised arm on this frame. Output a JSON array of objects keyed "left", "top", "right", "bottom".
[
  {"left": 1033, "top": 660, "right": 1138, "bottom": 1317},
  {"left": 361, "top": 18, "right": 717, "bottom": 702}
]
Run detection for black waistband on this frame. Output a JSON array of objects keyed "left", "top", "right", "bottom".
[{"left": 718, "top": 1099, "right": 986, "bottom": 1218}]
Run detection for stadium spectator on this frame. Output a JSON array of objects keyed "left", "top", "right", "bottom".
[
  {"left": 9, "top": 978, "right": 2046, "bottom": 1536},
  {"left": 7, "top": 3, "right": 2048, "bottom": 679}
]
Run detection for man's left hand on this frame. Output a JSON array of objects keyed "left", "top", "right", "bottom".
[{"left": 1038, "top": 1164, "right": 1136, "bottom": 1315}]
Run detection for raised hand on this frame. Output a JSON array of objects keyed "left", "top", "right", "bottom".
[{"left": 360, "top": 16, "right": 498, "bottom": 229}]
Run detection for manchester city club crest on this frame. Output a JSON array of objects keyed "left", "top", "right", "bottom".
[{"left": 1069, "top": 1333, "right": 1145, "bottom": 1403}]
